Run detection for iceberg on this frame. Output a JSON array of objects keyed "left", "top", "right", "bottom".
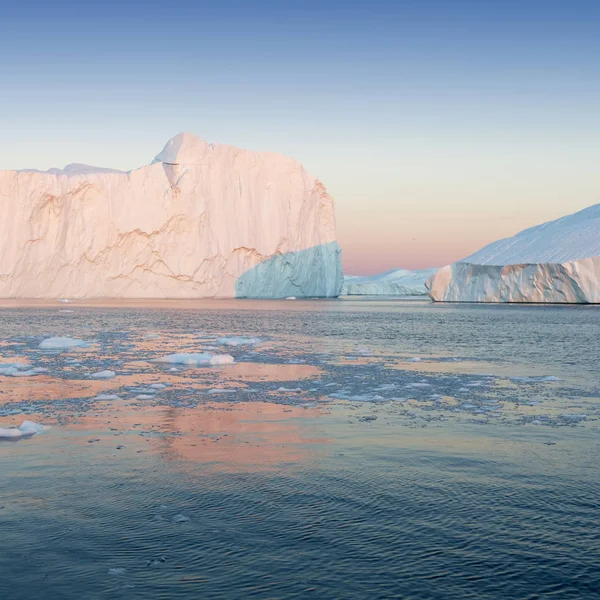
[
  {"left": 427, "top": 204, "right": 600, "bottom": 303},
  {"left": 341, "top": 268, "right": 438, "bottom": 296},
  {"left": 1, "top": 133, "right": 343, "bottom": 299}
]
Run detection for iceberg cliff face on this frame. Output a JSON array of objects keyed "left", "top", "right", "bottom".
[
  {"left": 342, "top": 268, "right": 438, "bottom": 296},
  {"left": 427, "top": 204, "right": 600, "bottom": 303},
  {"left": 1, "top": 132, "right": 343, "bottom": 298}
]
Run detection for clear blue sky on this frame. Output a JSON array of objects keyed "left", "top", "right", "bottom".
[{"left": 2, "top": 0, "right": 599, "bottom": 273}]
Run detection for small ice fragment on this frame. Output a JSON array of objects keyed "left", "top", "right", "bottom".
[
  {"left": 0, "top": 420, "right": 45, "bottom": 441},
  {"left": 91, "top": 370, "right": 116, "bottom": 379},
  {"left": 108, "top": 568, "right": 126, "bottom": 576},
  {"left": 406, "top": 357, "right": 421, "bottom": 362},
  {"left": 285, "top": 296, "right": 297, "bottom": 300},
  {"left": 216, "top": 336, "right": 261, "bottom": 347},
  {"left": 154, "top": 353, "right": 234, "bottom": 366},
  {"left": 276, "top": 387, "right": 302, "bottom": 392},
  {"left": 135, "top": 395, "right": 155, "bottom": 400},
  {"left": 205, "top": 388, "right": 236, "bottom": 395},
  {"left": 39, "top": 337, "right": 89, "bottom": 350},
  {"left": 149, "top": 383, "right": 168, "bottom": 390},
  {"left": 172, "top": 514, "right": 190, "bottom": 523},
  {"left": 94, "top": 394, "right": 120, "bottom": 400},
  {"left": 561, "top": 414, "right": 587, "bottom": 422}
]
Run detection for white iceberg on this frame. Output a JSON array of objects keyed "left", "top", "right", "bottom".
[
  {"left": 0, "top": 420, "right": 45, "bottom": 441},
  {"left": 153, "top": 353, "right": 234, "bottom": 366},
  {"left": 428, "top": 204, "right": 600, "bottom": 303},
  {"left": 39, "top": 337, "right": 89, "bottom": 350},
  {"left": 342, "top": 268, "right": 439, "bottom": 296},
  {"left": 3, "top": 132, "right": 342, "bottom": 299}
]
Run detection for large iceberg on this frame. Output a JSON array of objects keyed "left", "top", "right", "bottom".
[
  {"left": 342, "top": 268, "right": 438, "bottom": 296},
  {"left": 0, "top": 133, "right": 343, "bottom": 298},
  {"left": 427, "top": 204, "right": 600, "bottom": 303}
]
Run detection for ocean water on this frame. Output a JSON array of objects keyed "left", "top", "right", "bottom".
[{"left": 1, "top": 298, "right": 599, "bottom": 599}]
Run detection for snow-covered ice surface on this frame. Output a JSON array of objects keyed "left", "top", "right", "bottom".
[
  {"left": 1, "top": 298, "right": 600, "bottom": 597},
  {"left": 0, "top": 132, "right": 342, "bottom": 299},
  {"left": 428, "top": 203, "right": 600, "bottom": 303},
  {"left": 342, "top": 268, "right": 439, "bottom": 296}
]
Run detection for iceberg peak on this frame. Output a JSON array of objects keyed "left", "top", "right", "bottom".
[{"left": 152, "top": 132, "right": 211, "bottom": 165}]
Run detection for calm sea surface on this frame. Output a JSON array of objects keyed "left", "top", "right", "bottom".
[{"left": 1, "top": 298, "right": 599, "bottom": 599}]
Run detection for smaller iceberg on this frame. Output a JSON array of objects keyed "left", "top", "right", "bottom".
[{"left": 341, "top": 268, "right": 439, "bottom": 296}]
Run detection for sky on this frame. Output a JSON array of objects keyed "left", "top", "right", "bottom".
[{"left": 1, "top": 0, "right": 599, "bottom": 274}]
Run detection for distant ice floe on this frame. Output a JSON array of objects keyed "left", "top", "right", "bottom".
[
  {"left": 91, "top": 370, "right": 116, "bottom": 379},
  {"left": 510, "top": 376, "right": 561, "bottom": 383},
  {"left": 0, "top": 420, "right": 45, "bottom": 441},
  {"left": 153, "top": 353, "right": 234, "bottom": 366},
  {"left": 39, "top": 337, "right": 89, "bottom": 350},
  {"left": 0, "top": 364, "right": 47, "bottom": 377},
  {"left": 94, "top": 394, "right": 121, "bottom": 400},
  {"left": 216, "top": 336, "right": 261, "bottom": 347}
]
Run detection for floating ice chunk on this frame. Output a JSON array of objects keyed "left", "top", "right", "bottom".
[
  {"left": 406, "top": 382, "right": 431, "bottom": 388},
  {"left": 286, "top": 296, "right": 297, "bottom": 300},
  {"left": 356, "top": 347, "right": 372, "bottom": 356},
  {"left": 154, "top": 353, "right": 234, "bottom": 366},
  {"left": 510, "top": 375, "right": 561, "bottom": 383},
  {"left": 406, "top": 357, "right": 421, "bottom": 362},
  {"left": 172, "top": 514, "right": 190, "bottom": 523},
  {"left": 39, "top": 336, "right": 89, "bottom": 350},
  {"left": 91, "top": 370, "right": 116, "bottom": 379},
  {"left": 136, "top": 394, "right": 155, "bottom": 400},
  {"left": 561, "top": 413, "right": 587, "bottom": 422},
  {"left": 216, "top": 336, "right": 261, "bottom": 347},
  {"left": 94, "top": 394, "right": 121, "bottom": 400},
  {"left": 0, "top": 420, "right": 45, "bottom": 441},
  {"left": 205, "top": 388, "right": 236, "bottom": 395},
  {"left": 108, "top": 568, "right": 127, "bottom": 576},
  {"left": 144, "top": 334, "right": 161, "bottom": 339},
  {"left": 276, "top": 387, "right": 303, "bottom": 392},
  {"left": 149, "top": 383, "right": 168, "bottom": 389}
]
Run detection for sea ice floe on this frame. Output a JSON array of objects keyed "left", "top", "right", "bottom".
[
  {"left": 108, "top": 568, "right": 127, "bottom": 576},
  {"left": 0, "top": 420, "right": 45, "bottom": 441},
  {"left": 149, "top": 383, "right": 168, "bottom": 389},
  {"left": 406, "top": 357, "right": 421, "bottom": 362},
  {"left": 153, "top": 353, "right": 234, "bottom": 366},
  {"left": 135, "top": 395, "right": 155, "bottom": 400},
  {"left": 94, "top": 394, "right": 121, "bottom": 400},
  {"left": 91, "top": 370, "right": 116, "bottom": 379},
  {"left": 39, "top": 336, "right": 89, "bottom": 350},
  {"left": 0, "top": 363, "right": 47, "bottom": 377},
  {"left": 276, "top": 387, "right": 303, "bottom": 392},
  {"left": 216, "top": 336, "right": 261, "bottom": 346},
  {"left": 205, "top": 388, "right": 236, "bottom": 395},
  {"left": 560, "top": 413, "right": 587, "bottom": 422}
]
